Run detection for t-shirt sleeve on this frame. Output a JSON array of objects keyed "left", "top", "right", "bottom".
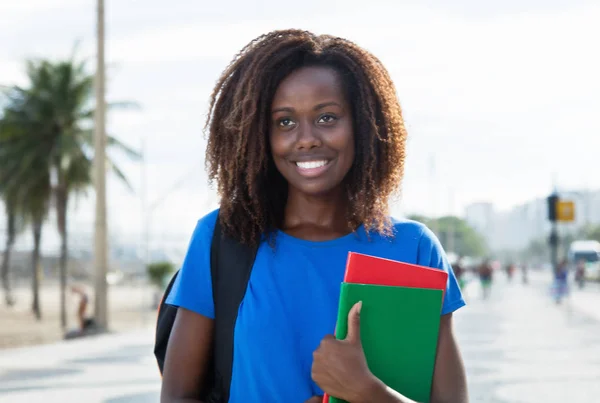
[
  {"left": 164, "top": 212, "right": 218, "bottom": 319},
  {"left": 416, "top": 225, "right": 466, "bottom": 315}
]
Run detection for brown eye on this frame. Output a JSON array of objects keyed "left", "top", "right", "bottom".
[
  {"left": 278, "top": 118, "right": 296, "bottom": 128},
  {"left": 317, "top": 114, "right": 337, "bottom": 124}
]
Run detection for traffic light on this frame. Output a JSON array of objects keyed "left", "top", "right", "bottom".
[
  {"left": 547, "top": 194, "right": 576, "bottom": 222},
  {"left": 547, "top": 194, "right": 558, "bottom": 222}
]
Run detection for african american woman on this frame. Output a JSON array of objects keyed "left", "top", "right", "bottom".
[{"left": 160, "top": 29, "right": 468, "bottom": 403}]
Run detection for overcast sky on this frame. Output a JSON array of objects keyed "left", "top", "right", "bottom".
[{"left": 1, "top": 0, "right": 598, "bottom": 250}]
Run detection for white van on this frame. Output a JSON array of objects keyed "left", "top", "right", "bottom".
[{"left": 568, "top": 240, "right": 600, "bottom": 281}]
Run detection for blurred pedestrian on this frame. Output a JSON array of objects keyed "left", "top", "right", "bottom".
[
  {"left": 453, "top": 256, "right": 466, "bottom": 289},
  {"left": 552, "top": 259, "right": 569, "bottom": 304},
  {"left": 478, "top": 259, "right": 493, "bottom": 299},
  {"left": 505, "top": 262, "right": 515, "bottom": 283},
  {"left": 70, "top": 284, "right": 89, "bottom": 331},
  {"left": 575, "top": 259, "right": 586, "bottom": 289}
]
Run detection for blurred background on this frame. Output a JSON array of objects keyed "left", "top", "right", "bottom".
[{"left": 1, "top": 1, "right": 599, "bottom": 402}]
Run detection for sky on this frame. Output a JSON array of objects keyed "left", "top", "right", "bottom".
[{"left": 1, "top": 0, "right": 599, "bottom": 252}]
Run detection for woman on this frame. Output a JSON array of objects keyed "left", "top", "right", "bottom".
[{"left": 161, "top": 30, "right": 468, "bottom": 403}]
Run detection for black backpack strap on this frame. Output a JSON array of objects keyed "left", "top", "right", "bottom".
[
  {"left": 154, "top": 269, "right": 180, "bottom": 373},
  {"left": 210, "top": 215, "right": 259, "bottom": 402},
  {"left": 153, "top": 213, "right": 258, "bottom": 403}
]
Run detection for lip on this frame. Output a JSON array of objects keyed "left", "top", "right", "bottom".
[{"left": 292, "top": 159, "right": 333, "bottom": 179}]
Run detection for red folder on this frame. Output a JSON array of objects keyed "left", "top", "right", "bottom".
[
  {"left": 323, "top": 252, "right": 448, "bottom": 403},
  {"left": 343, "top": 252, "right": 448, "bottom": 298}
]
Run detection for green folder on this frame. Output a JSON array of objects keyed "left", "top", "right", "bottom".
[{"left": 329, "top": 283, "right": 443, "bottom": 403}]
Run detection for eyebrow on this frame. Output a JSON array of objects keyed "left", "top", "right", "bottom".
[{"left": 271, "top": 101, "right": 343, "bottom": 114}]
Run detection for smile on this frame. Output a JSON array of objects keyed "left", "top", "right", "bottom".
[
  {"left": 296, "top": 160, "right": 328, "bottom": 169},
  {"left": 293, "top": 159, "right": 332, "bottom": 178}
]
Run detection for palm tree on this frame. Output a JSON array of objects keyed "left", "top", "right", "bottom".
[
  {"left": 31, "top": 58, "right": 139, "bottom": 329},
  {"left": 1, "top": 57, "right": 139, "bottom": 326},
  {"left": 0, "top": 89, "right": 53, "bottom": 320}
]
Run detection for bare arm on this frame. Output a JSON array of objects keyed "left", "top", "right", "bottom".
[
  {"left": 430, "top": 313, "right": 468, "bottom": 403},
  {"left": 160, "top": 307, "right": 214, "bottom": 403}
]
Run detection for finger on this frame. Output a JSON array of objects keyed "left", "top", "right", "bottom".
[
  {"left": 344, "top": 301, "right": 362, "bottom": 344},
  {"left": 304, "top": 396, "right": 323, "bottom": 403}
]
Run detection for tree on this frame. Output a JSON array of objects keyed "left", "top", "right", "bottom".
[
  {"left": 407, "top": 214, "right": 488, "bottom": 257},
  {"left": 581, "top": 225, "right": 600, "bottom": 242},
  {"left": 521, "top": 224, "right": 600, "bottom": 263},
  {"left": 147, "top": 261, "right": 175, "bottom": 290},
  {"left": 0, "top": 95, "right": 53, "bottom": 320},
  {"left": 0, "top": 57, "right": 139, "bottom": 326},
  {"left": 147, "top": 261, "right": 175, "bottom": 308}
]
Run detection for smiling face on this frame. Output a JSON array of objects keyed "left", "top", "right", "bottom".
[{"left": 269, "top": 66, "right": 355, "bottom": 198}]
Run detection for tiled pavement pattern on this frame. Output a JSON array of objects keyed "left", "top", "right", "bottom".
[{"left": 0, "top": 271, "right": 599, "bottom": 402}]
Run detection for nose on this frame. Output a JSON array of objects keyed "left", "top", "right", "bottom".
[{"left": 295, "top": 120, "right": 322, "bottom": 150}]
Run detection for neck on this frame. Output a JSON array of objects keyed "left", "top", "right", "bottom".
[{"left": 283, "top": 187, "right": 349, "bottom": 232}]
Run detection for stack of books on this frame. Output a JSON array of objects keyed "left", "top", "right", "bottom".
[{"left": 324, "top": 252, "right": 448, "bottom": 403}]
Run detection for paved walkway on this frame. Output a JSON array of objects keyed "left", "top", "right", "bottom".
[
  {"left": 0, "top": 328, "right": 160, "bottom": 403},
  {"left": 0, "top": 270, "right": 599, "bottom": 402},
  {"left": 456, "top": 271, "right": 600, "bottom": 402}
]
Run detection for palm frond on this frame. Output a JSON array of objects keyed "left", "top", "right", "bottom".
[{"left": 107, "top": 159, "right": 134, "bottom": 192}]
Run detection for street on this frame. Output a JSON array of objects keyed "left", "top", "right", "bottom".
[{"left": 0, "top": 272, "right": 599, "bottom": 402}]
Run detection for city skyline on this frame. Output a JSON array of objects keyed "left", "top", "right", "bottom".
[{"left": 1, "top": 0, "right": 599, "bottom": 252}]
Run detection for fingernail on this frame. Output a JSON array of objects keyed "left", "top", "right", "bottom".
[{"left": 357, "top": 301, "right": 362, "bottom": 314}]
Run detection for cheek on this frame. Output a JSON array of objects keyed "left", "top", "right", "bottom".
[
  {"left": 338, "top": 125, "right": 355, "bottom": 164},
  {"left": 269, "top": 133, "right": 288, "bottom": 160}
]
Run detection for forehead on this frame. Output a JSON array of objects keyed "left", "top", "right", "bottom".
[{"left": 271, "top": 66, "right": 346, "bottom": 107}]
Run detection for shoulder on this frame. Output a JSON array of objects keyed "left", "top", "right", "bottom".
[
  {"left": 389, "top": 217, "right": 436, "bottom": 244},
  {"left": 198, "top": 208, "right": 220, "bottom": 230},
  {"left": 388, "top": 217, "right": 444, "bottom": 265},
  {"left": 179, "top": 209, "right": 221, "bottom": 257},
  {"left": 190, "top": 208, "right": 220, "bottom": 241}
]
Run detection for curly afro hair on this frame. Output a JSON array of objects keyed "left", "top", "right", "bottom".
[{"left": 205, "top": 29, "right": 407, "bottom": 245}]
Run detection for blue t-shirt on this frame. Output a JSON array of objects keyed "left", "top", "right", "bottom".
[{"left": 166, "top": 209, "right": 465, "bottom": 402}]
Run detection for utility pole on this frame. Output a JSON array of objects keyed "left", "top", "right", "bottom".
[
  {"left": 448, "top": 188, "right": 455, "bottom": 254},
  {"left": 94, "top": 0, "right": 109, "bottom": 330}
]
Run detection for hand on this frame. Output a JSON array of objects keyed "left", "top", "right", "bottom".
[
  {"left": 311, "top": 302, "right": 377, "bottom": 402},
  {"left": 304, "top": 397, "right": 323, "bottom": 403}
]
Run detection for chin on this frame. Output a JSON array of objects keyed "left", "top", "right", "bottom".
[{"left": 290, "top": 181, "right": 343, "bottom": 198}]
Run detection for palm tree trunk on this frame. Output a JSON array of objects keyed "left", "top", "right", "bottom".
[
  {"left": 2, "top": 232, "right": 15, "bottom": 306},
  {"left": 1, "top": 247, "right": 12, "bottom": 306},
  {"left": 56, "top": 187, "right": 68, "bottom": 329},
  {"left": 31, "top": 219, "right": 43, "bottom": 320},
  {"left": 2, "top": 208, "right": 16, "bottom": 306}
]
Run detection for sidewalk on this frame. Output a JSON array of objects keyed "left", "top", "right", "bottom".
[
  {"left": 0, "top": 328, "right": 160, "bottom": 403},
  {"left": 1, "top": 274, "right": 599, "bottom": 403},
  {"left": 456, "top": 273, "right": 600, "bottom": 402}
]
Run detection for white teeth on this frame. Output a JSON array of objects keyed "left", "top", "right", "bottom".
[{"left": 296, "top": 160, "right": 328, "bottom": 169}]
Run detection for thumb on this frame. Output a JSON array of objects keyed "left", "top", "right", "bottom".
[{"left": 345, "top": 301, "right": 362, "bottom": 344}]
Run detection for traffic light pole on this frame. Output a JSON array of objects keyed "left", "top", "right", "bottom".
[
  {"left": 549, "top": 221, "right": 559, "bottom": 276},
  {"left": 547, "top": 192, "right": 559, "bottom": 278}
]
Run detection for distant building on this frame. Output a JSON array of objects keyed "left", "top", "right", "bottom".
[{"left": 466, "top": 189, "right": 600, "bottom": 251}]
